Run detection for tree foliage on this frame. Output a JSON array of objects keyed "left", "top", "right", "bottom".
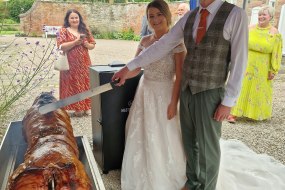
[
  {"left": 0, "top": 0, "right": 8, "bottom": 21},
  {"left": 7, "top": 0, "right": 35, "bottom": 22}
]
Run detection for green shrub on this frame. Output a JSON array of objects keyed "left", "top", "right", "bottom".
[
  {"left": 0, "top": 30, "right": 19, "bottom": 35},
  {"left": 15, "top": 32, "right": 28, "bottom": 37},
  {"left": 92, "top": 28, "right": 140, "bottom": 41},
  {"left": 7, "top": 0, "right": 34, "bottom": 22},
  {"left": 132, "top": 35, "right": 141, "bottom": 41},
  {"left": 3, "top": 18, "right": 17, "bottom": 24},
  {"left": 0, "top": 0, "right": 8, "bottom": 22},
  {"left": 1, "top": 25, "right": 18, "bottom": 31}
]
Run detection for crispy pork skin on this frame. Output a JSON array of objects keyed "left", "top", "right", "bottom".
[{"left": 7, "top": 92, "right": 92, "bottom": 190}]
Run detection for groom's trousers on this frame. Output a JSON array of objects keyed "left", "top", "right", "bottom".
[{"left": 180, "top": 87, "right": 223, "bottom": 190}]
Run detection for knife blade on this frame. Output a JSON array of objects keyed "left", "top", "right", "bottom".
[{"left": 38, "top": 81, "right": 117, "bottom": 114}]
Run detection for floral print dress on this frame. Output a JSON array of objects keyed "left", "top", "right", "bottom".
[
  {"left": 57, "top": 28, "right": 95, "bottom": 112},
  {"left": 231, "top": 25, "right": 282, "bottom": 120}
]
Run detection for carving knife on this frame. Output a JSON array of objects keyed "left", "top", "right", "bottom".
[{"left": 38, "top": 81, "right": 117, "bottom": 114}]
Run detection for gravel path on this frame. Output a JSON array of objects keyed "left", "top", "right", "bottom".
[{"left": 0, "top": 36, "right": 284, "bottom": 190}]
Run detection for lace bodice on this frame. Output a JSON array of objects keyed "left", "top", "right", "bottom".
[
  {"left": 143, "top": 52, "right": 175, "bottom": 81},
  {"left": 139, "top": 44, "right": 186, "bottom": 82}
]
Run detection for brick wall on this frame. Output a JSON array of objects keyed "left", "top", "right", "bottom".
[
  {"left": 19, "top": 0, "right": 180, "bottom": 36},
  {"left": 247, "top": 0, "right": 285, "bottom": 27},
  {"left": 20, "top": 0, "right": 285, "bottom": 36},
  {"left": 275, "top": 0, "right": 285, "bottom": 26}
]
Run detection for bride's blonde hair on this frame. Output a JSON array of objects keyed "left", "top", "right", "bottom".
[{"left": 146, "top": 0, "right": 172, "bottom": 27}]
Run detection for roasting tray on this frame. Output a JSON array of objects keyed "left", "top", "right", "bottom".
[{"left": 0, "top": 121, "right": 105, "bottom": 190}]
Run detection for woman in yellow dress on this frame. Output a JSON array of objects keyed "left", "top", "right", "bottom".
[{"left": 228, "top": 5, "right": 283, "bottom": 122}]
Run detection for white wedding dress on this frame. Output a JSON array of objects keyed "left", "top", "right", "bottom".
[
  {"left": 120, "top": 44, "right": 285, "bottom": 190},
  {"left": 121, "top": 44, "right": 187, "bottom": 190},
  {"left": 217, "top": 139, "right": 285, "bottom": 190}
]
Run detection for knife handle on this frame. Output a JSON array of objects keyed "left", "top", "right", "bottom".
[{"left": 110, "top": 80, "right": 119, "bottom": 88}]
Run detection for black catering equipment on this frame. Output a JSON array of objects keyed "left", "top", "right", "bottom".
[{"left": 90, "top": 65, "right": 142, "bottom": 174}]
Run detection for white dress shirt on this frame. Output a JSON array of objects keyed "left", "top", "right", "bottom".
[{"left": 127, "top": 0, "right": 248, "bottom": 107}]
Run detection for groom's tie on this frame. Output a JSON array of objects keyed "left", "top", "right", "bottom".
[{"left": 196, "top": 9, "right": 209, "bottom": 44}]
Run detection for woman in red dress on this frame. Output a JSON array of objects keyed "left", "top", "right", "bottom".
[{"left": 57, "top": 9, "right": 96, "bottom": 116}]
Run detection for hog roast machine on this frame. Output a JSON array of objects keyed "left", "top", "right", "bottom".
[
  {"left": 90, "top": 65, "right": 142, "bottom": 174},
  {"left": 0, "top": 121, "right": 105, "bottom": 190}
]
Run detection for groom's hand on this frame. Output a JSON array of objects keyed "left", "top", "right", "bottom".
[
  {"left": 112, "top": 66, "right": 129, "bottom": 86},
  {"left": 213, "top": 104, "right": 231, "bottom": 122}
]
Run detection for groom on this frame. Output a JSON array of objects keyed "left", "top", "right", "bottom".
[{"left": 112, "top": 0, "right": 248, "bottom": 189}]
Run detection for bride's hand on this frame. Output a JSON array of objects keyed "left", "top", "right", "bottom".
[
  {"left": 167, "top": 102, "right": 177, "bottom": 120},
  {"left": 112, "top": 66, "right": 129, "bottom": 86}
]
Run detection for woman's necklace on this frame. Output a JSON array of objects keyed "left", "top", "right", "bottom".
[{"left": 153, "top": 29, "right": 169, "bottom": 41}]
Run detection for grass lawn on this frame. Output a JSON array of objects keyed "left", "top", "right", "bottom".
[{"left": 0, "top": 31, "right": 20, "bottom": 35}]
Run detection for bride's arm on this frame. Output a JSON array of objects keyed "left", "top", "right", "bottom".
[
  {"left": 125, "top": 42, "right": 144, "bottom": 79},
  {"left": 167, "top": 49, "right": 186, "bottom": 120}
]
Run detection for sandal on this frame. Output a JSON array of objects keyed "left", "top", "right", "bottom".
[
  {"left": 74, "top": 111, "right": 84, "bottom": 117},
  {"left": 227, "top": 115, "right": 236, "bottom": 123},
  {"left": 84, "top": 110, "right": 91, "bottom": 116},
  {"left": 66, "top": 110, "right": 75, "bottom": 117}
]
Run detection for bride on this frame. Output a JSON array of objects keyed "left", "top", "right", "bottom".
[{"left": 120, "top": 0, "right": 187, "bottom": 189}]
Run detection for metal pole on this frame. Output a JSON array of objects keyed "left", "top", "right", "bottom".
[{"left": 242, "top": 0, "right": 248, "bottom": 10}]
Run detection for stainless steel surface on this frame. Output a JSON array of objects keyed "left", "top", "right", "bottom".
[
  {"left": 51, "top": 178, "right": 55, "bottom": 190},
  {"left": 38, "top": 83, "right": 114, "bottom": 114},
  {"left": 0, "top": 121, "right": 105, "bottom": 190}
]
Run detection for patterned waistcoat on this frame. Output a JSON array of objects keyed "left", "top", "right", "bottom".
[{"left": 182, "top": 2, "right": 234, "bottom": 94}]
